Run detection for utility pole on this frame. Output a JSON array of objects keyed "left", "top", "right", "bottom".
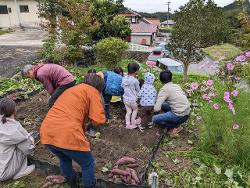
[{"left": 166, "top": 1, "right": 171, "bottom": 27}]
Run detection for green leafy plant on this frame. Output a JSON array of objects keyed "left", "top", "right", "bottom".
[
  {"left": 8, "top": 181, "right": 25, "bottom": 188},
  {"left": 95, "top": 37, "right": 128, "bottom": 69}
]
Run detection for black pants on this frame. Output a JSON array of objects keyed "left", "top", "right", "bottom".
[
  {"left": 48, "top": 81, "right": 76, "bottom": 108},
  {"left": 102, "top": 93, "right": 112, "bottom": 119}
]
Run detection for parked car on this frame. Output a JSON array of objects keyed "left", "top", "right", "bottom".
[
  {"left": 147, "top": 47, "right": 169, "bottom": 66},
  {"left": 157, "top": 58, "right": 184, "bottom": 73}
]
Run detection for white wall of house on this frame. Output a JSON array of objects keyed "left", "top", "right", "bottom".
[
  {"left": 0, "top": 0, "right": 41, "bottom": 28},
  {"left": 131, "top": 34, "right": 152, "bottom": 46}
]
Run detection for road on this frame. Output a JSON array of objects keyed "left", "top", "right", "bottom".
[
  {"left": 0, "top": 29, "right": 45, "bottom": 77},
  {"left": 0, "top": 28, "right": 45, "bottom": 47}
]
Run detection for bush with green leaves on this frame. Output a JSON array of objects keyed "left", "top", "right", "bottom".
[{"left": 95, "top": 37, "right": 128, "bottom": 69}]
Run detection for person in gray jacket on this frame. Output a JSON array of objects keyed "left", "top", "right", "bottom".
[
  {"left": 121, "top": 63, "right": 141, "bottom": 129},
  {"left": 153, "top": 70, "right": 190, "bottom": 135},
  {"left": 0, "top": 98, "right": 35, "bottom": 181}
]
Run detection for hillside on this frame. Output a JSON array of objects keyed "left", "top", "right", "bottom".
[
  {"left": 223, "top": 0, "right": 250, "bottom": 14},
  {"left": 139, "top": 12, "right": 173, "bottom": 22}
]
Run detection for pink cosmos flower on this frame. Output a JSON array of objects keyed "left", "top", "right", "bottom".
[
  {"left": 186, "top": 89, "right": 192, "bottom": 96},
  {"left": 213, "top": 103, "right": 219, "bottom": 110},
  {"left": 235, "top": 55, "right": 246, "bottom": 62},
  {"left": 231, "top": 90, "right": 238, "bottom": 97},
  {"left": 232, "top": 124, "right": 240, "bottom": 130},
  {"left": 245, "top": 51, "right": 250, "bottom": 57},
  {"left": 206, "top": 80, "right": 214, "bottom": 86},
  {"left": 224, "top": 92, "right": 230, "bottom": 96},
  {"left": 199, "top": 64, "right": 206, "bottom": 69},
  {"left": 202, "top": 94, "right": 211, "bottom": 101},
  {"left": 191, "top": 83, "right": 199, "bottom": 90},
  {"left": 208, "top": 93, "right": 215, "bottom": 97},
  {"left": 223, "top": 95, "right": 231, "bottom": 103},
  {"left": 227, "top": 63, "right": 234, "bottom": 71},
  {"left": 228, "top": 102, "right": 236, "bottom": 115}
]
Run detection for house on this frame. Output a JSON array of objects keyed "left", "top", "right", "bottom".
[
  {"left": 161, "top": 20, "right": 175, "bottom": 27},
  {"left": 0, "top": 0, "right": 42, "bottom": 28},
  {"left": 119, "top": 10, "right": 158, "bottom": 46},
  {"left": 147, "top": 18, "right": 161, "bottom": 28}
]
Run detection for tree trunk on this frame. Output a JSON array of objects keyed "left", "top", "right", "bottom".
[{"left": 183, "top": 63, "right": 189, "bottom": 82}]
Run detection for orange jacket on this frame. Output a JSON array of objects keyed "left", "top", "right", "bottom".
[{"left": 40, "top": 83, "right": 106, "bottom": 152}]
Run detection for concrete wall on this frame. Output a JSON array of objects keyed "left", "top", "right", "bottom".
[
  {"left": 130, "top": 35, "right": 152, "bottom": 46},
  {"left": 124, "top": 51, "right": 150, "bottom": 63},
  {"left": 0, "top": 0, "right": 41, "bottom": 28}
]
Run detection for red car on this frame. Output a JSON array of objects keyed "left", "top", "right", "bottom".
[{"left": 147, "top": 47, "right": 168, "bottom": 66}]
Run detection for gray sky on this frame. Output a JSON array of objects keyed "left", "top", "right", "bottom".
[{"left": 123, "top": 0, "right": 235, "bottom": 13}]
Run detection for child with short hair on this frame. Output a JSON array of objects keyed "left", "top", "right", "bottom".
[
  {"left": 139, "top": 72, "right": 157, "bottom": 128},
  {"left": 121, "top": 63, "right": 141, "bottom": 129},
  {"left": 0, "top": 98, "right": 35, "bottom": 181}
]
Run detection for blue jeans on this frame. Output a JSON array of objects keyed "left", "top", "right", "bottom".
[
  {"left": 152, "top": 103, "right": 189, "bottom": 129},
  {"left": 46, "top": 145, "right": 96, "bottom": 188}
]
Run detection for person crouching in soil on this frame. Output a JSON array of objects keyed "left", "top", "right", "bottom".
[
  {"left": 0, "top": 98, "right": 35, "bottom": 181},
  {"left": 139, "top": 72, "right": 157, "bottom": 129},
  {"left": 21, "top": 59, "right": 76, "bottom": 108},
  {"left": 40, "top": 73, "right": 106, "bottom": 188},
  {"left": 152, "top": 70, "right": 190, "bottom": 135}
]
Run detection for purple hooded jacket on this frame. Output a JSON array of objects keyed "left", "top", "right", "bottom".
[{"left": 33, "top": 64, "right": 75, "bottom": 95}]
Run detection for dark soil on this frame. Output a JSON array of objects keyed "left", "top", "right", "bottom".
[
  {"left": 15, "top": 92, "right": 162, "bottom": 184},
  {"left": 0, "top": 46, "right": 40, "bottom": 77},
  {"left": 152, "top": 128, "right": 198, "bottom": 188}
]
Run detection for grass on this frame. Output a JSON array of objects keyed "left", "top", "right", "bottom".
[
  {"left": 0, "top": 29, "right": 12, "bottom": 36},
  {"left": 202, "top": 43, "right": 243, "bottom": 61}
]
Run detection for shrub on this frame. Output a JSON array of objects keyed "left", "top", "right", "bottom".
[{"left": 95, "top": 37, "right": 128, "bottom": 69}]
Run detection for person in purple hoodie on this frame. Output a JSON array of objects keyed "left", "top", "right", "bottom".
[{"left": 21, "top": 59, "right": 76, "bottom": 107}]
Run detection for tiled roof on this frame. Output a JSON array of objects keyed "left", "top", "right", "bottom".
[
  {"left": 131, "top": 22, "right": 158, "bottom": 33},
  {"left": 147, "top": 18, "right": 161, "bottom": 27}
]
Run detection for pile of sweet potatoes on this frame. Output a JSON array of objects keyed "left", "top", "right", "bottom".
[{"left": 108, "top": 157, "right": 141, "bottom": 185}]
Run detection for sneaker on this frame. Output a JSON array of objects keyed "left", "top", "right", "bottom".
[
  {"left": 13, "top": 164, "right": 35, "bottom": 180},
  {"left": 138, "top": 125, "right": 145, "bottom": 132},
  {"left": 126, "top": 124, "right": 137, "bottom": 129},
  {"left": 168, "top": 126, "right": 183, "bottom": 137},
  {"left": 148, "top": 122, "right": 153, "bottom": 129},
  {"left": 46, "top": 175, "right": 65, "bottom": 184},
  {"left": 86, "top": 128, "right": 97, "bottom": 138},
  {"left": 135, "top": 117, "right": 141, "bottom": 125}
]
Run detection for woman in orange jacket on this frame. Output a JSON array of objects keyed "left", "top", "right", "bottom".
[{"left": 40, "top": 73, "right": 106, "bottom": 188}]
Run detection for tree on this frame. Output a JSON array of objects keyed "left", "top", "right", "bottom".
[
  {"left": 38, "top": 0, "right": 130, "bottom": 64},
  {"left": 169, "top": 0, "right": 232, "bottom": 81},
  {"left": 38, "top": 0, "right": 65, "bottom": 33},
  {"left": 89, "top": 0, "right": 131, "bottom": 42},
  {"left": 95, "top": 37, "right": 128, "bottom": 69}
]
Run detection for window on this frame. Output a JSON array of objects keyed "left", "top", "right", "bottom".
[
  {"left": 0, "top": 5, "right": 8, "bottom": 14},
  {"left": 131, "top": 16, "right": 136, "bottom": 23},
  {"left": 20, "top": 5, "right": 29, "bottom": 13}
]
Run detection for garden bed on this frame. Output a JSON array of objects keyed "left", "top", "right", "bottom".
[{"left": 13, "top": 92, "right": 163, "bottom": 187}]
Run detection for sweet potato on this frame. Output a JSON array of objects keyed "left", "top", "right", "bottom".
[
  {"left": 128, "top": 168, "right": 140, "bottom": 184},
  {"left": 126, "top": 174, "right": 132, "bottom": 184},
  {"left": 115, "top": 157, "right": 136, "bottom": 166},
  {"left": 131, "top": 179, "right": 137, "bottom": 185},
  {"left": 120, "top": 175, "right": 127, "bottom": 183},
  {"left": 111, "top": 168, "right": 130, "bottom": 176},
  {"left": 127, "top": 163, "right": 139, "bottom": 168}
]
